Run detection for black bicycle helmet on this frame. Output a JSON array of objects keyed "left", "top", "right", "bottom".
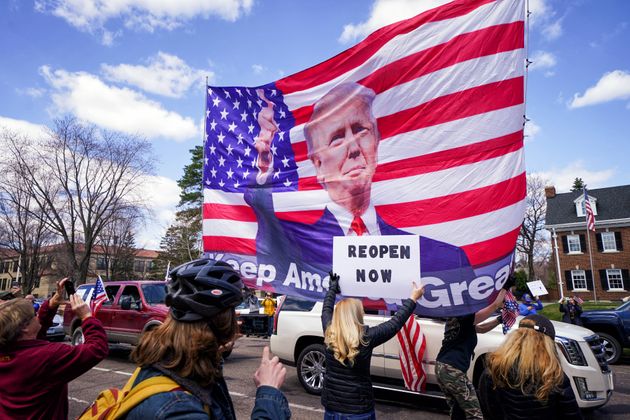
[{"left": 165, "top": 258, "right": 244, "bottom": 322}]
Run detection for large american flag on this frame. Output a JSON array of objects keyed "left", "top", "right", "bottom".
[
  {"left": 90, "top": 275, "right": 107, "bottom": 314},
  {"left": 203, "top": 0, "right": 526, "bottom": 283},
  {"left": 397, "top": 316, "right": 427, "bottom": 392},
  {"left": 584, "top": 188, "right": 596, "bottom": 232}
]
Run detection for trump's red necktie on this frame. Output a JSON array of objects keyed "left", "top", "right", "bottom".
[{"left": 350, "top": 216, "right": 368, "bottom": 236}]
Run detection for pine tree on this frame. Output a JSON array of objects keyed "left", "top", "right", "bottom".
[
  {"left": 571, "top": 177, "right": 586, "bottom": 192},
  {"left": 110, "top": 230, "right": 136, "bottom": 280}
]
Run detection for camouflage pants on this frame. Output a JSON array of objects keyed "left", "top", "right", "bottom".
[{"left": 435, "top": 361, "right": 483, "bottom": 420}]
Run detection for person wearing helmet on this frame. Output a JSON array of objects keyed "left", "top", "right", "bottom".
[
  {"left": 126, "top": 258, "right": 291, "bottom": 419},
  {"left": 518, "top": 293, "right": 543, "bottom": 316}
]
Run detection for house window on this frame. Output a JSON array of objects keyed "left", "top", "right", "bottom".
[
  {"left": 133, "top": 260, "right": 145, "bottom": 272},
  {"left": 567, "top": 235, "right": 581, "bottom": 253},
  {"left": 96, "top": 257, "right": 107, "bottom": 270},
  {"left": 601, "top": 232, "right": 617, "bottom": 252},
  {"left": 606, "top": 269, "right": 624, "bottom": 291},
  {"left": 571, "top": 270, "right": 587, "bottom": 290}
]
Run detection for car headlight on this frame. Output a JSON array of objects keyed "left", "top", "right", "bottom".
[
  {"left": 557, "top": 336, "right": 587, "bottom": 366},
  {"left": 573, "top": 377, "right": 598, "bottom": 400}
]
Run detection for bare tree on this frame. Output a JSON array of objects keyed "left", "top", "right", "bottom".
[
  {"left": 517, "top": 174, "right": 549, "bottom": 281},
  {"left": 0, "top": 131, "right": 55, "bottom": 293},
  {"left": 5, "top": 117, "right": 154, "bottom": 284}
]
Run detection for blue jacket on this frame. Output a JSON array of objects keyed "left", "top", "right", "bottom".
[
  {"left": 518, "top": 299, "right": 543, "bottom": 316},
  {"left": 126, "top": 366, "right": 291, "bottom": 420}
]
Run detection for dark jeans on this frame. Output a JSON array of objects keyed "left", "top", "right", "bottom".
[{"left": 324, "top": 409, "right": 376, "bottom": 420}]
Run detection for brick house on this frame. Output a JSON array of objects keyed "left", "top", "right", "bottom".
[{"left": 545, "top": 185, "right": 630, "bottom": 302}]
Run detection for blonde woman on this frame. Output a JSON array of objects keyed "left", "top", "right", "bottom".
[
  {"left": 321, "top": 272, "right": 424, "bottom": 419},
  {"left": 478, "top": 314, "right": 582, "bottom": 419}
]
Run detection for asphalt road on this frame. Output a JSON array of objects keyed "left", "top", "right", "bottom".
[{"left": 67, "top": 337, "right": 630, "bottom": 419}]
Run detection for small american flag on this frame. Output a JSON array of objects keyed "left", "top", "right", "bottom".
[
  {"left": 573, "top": 295, "right": 584, "bottom": 305},
  {"left": 501, "top": 290, "right": 519, "bottom": 334},
  {"left": 584, "top": 188, "right": 596, "bottom": 232},
  {"left": 90, "top": 275, "right": 107, "bottom": 314},
  {"left": 397, "top": 316, "right": 427, "bottom": 392}
]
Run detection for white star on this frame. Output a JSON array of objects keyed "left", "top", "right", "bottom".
[
  {"left": 207, "top": 87, "right": 214, "bottom": 96},
  {"left": 220, "top": 109, "right": 228, "bottom": 120},
  {"left": 246, "top": 88, "right": 251, "bottom": 95},
  {"left": 212, "top": 97, "right": 220, "bottom": 107},
  {"left": 283, "top": 179, "right": 292, "bottom": 187},
  {"left": 247, "top": 123, "right": 254, "bottom": 134},
  {"left": 271, "top": 89, "right": 277, "bottom": 96},
  {"left": 236, "top": 156, "right": 243, "bottom": 168},
  {"left": 252, "top": 111, "right": 258, "bottom": 120},
  {"left": 278, "top": 131, "right": 285, "bottom": 141},
  {"left": 226, "top": 168, "right": 234, "bottom": 179},
  {"left": 270, "top": 144, "right": 277, "bottom": 156},
  {"left": 251, "top": 159, "right": 256, "bottom": 168},
  {"left": 223, "top": 89, "right": 231, "bottom": 98},
  {"left": 240, "top": 111, "right": 248, "bottom": 122},
  {"left": 237, "top": 133, "right": 244, "bottom": 144},
  {"left": 235, "top": 88, "right": 242, "bottom": 96},
  {"left": 253, "top": 134, "right": 259, "bottom": 144},
  {"left": 243, "top": 168, "right": 250, "bottom": 178},
  {"left": 204, "top": 157, "right": 209, "bottom": 165},
  {"left": 281, "top": 156, "right": 290, "bottom": 167},
  {"left": 232, "top": 100, "right": 240, "bottom": 109},
  {"left": 209, "top": 144, "right": 216, "bottom": 155},
  {"left": 226, "top": 143, "right": 234, "bottom": 155},
  {"left": 204, "top": 133, "right": 208, "bottom": 142},
  {"left": 234, "top": 180, "right": 240, "bottom": 189},
  {"left": 206, "top": 109, "right": 210, "bottom": 118},
  {"left": 219, "top": 179, "right": 225, "bottom": 187},
  {"left": 244, "top": 146, "right": 251, "bottom": 157},
  {"left": 217, "top": 132, "right": 226, "bottom": 143},
  {"left": 210, "top": 167, "right": 217, "bottom": 178},
  {"left": 218, "top": 156, "right": 226, "bottom": 166},
  {"left": 205, "top": 178, "right": 211, "bottom": 185},
  {"left": 256, "top": 98, "right": 263, "bottom": 107},
  {"left": 247, "top": 99, "right": 252, "bottom": 108},
  {"left": 210, "top": 119, "right": 217, "bottom": 131},
  {"left": 279, "top": 109, "right": 286, "bottom": 118},
  {"left": 273, "top": 169, "right": 281, "bottom": 179},
  {"left": 228, "top": 122, "right": 237, "bottom": 132}
]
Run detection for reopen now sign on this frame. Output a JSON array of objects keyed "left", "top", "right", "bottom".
[{"left": 332, "top": 235, "right": 420, "bottom": 300}]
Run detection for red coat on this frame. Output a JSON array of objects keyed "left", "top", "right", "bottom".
[{"left": 0, "top": 300, "right": 108, "bottom": 419}]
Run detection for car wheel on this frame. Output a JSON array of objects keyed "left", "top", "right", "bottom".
[
  {"left": 297, "top": 343, "right": 326, "bottom": 395},
  {"left": 71, "top": 327, "right": 84, "bottom": 346},
  {"left": 598, "top": 332, "right": 622, "bottom": 364}
]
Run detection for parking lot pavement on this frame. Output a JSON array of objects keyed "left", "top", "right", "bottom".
[{"left": 67, "top": 338, "right": 630, "bottom": 419}]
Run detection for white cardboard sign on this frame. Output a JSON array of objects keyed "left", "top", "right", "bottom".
[
  {"left": 332, "top": 235, "right": 420, "bottom": 300},
  {"left": 526, "top": 280, "right": 548, "bottom": 297}
]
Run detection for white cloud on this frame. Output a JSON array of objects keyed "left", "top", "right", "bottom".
[
  {"left": 569, "top": 70, "right": 630, "bottom": 109},
  {"left": 252, "top": 64, "right": 265, "bottom": 75},
  {"left": 34, "top": 0, "right": 254, "bottom": 43},
  {"left": 536, "top": 161, "right": 615, "bottom": 192},
  {"left": 39, "top": 65, "right": 198, "bottom": 141},
  {"left": 0, "top": 116, "right": 48, "bottom": 139},
  {"left": 338, "top": 0, "right": 450, "bottom": 44},
  {"left": 134, "top": 175, "right": 181, "bottom": 249},
  {"left": 541, "top": 18, "right": 563, "bottom": 40},
  {"left": 528, "top": 0, "right": 563, "bottom": 41},
  {"left": 524, "top": 119, "right": 541, "bottom": 140},
  {"left": 16, "top": 87, "right": 46, "bottom": 98},
  {"left": 102, "top": 52, "right": 212, "bottom": 98},
  {"left": 529, "top": 50, "right": 557, "bottom": 72}
]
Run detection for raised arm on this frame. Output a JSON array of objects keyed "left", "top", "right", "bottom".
[
  {"left": 321, "top": 272, "right": 340, "bottom": 332},
  {"left": 474, "top": 275, "right": 515, "bottom": 325}
]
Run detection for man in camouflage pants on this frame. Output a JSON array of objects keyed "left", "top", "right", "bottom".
[{"left": 436, "top": 360, "right": 482, "bottom": 419}]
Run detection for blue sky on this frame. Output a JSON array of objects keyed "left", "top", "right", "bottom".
[{"left": 1, "top": 0, "right": 628, "bottom": 249}]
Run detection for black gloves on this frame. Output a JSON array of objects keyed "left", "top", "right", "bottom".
[
  {"left": 329, "top": 271, "right": 341, "bottom": 294},
  {"left": 495, "top": 314, "right": 503, "bottom": 324},
  {"left": 502, "top": 274, "right": 516, "bottom": 291}
]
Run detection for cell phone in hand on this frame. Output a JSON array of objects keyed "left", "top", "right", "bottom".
[{"left": 64, "top": 279, "right": 76, "bottom": 296}]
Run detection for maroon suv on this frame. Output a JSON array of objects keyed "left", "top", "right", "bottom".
[{"left": 63, "top": 280, "right": 168, "bottom": 346}]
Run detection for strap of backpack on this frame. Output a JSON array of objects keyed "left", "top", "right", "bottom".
[{"left": 108, "top": 371, "right": 183, "bottom": 419}]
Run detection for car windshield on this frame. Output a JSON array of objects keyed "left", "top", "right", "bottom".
[
  {"left": 236, "top": 301, "right": 248, "bottom": 310},
  {"left": 141, "top": 284, "right": 168, "bottom": 305},
  {"left": 615, "top": 300, "right": 630, "bottom": 311}
]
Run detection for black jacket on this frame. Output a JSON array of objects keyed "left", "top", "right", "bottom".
[
  {"left": 559, "top": 303, "right": 583, "bottom": 326},
  {"left": 478, "top": 368, "right": 583, "bottom": 420},
  {"left": 320, "top": 287, "right": 416, "bottom": 414}
]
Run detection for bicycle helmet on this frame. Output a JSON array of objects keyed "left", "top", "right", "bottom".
[{"left": 165, "top": 258, "right": 244, "bottom": 322}]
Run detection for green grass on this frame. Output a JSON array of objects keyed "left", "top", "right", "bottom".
[{"left": 539, "top": 302, "right": 618, "bottom": 321}]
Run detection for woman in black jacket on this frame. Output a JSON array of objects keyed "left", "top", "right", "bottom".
[
  {"left": 478, "top": 314, "right": 583, "bottom": 420},
  {"left": 559, "top": 297, "right": 583, "bottom": 326},
  {"left": 320, "top": 273, "right": 424, "bottom": 419}
]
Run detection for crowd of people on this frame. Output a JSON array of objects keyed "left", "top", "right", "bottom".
[{"left": 0, "top": 260, "right": 589, "bottom": 420}]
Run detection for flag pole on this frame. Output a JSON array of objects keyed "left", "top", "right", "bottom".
[
  {"left": 586, "top": 226, "right": 597, "bottom": 302},
  {"left": 201, "top": 76, "right": 209, "bottom": 259},
  {"left": 552, "top": 228, "right": 564, "bottom": 300}
]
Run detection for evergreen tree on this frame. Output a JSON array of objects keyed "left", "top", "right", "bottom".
[
  {"left": 571, "top": 177, "right": 586, "bottom": 192},
  {"left": 110, "top": 230, "right": 136, "bottom": 280}
]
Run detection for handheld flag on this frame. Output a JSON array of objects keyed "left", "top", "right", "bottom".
[
  {"left": 397, "top": 316, "right": 427, "bottom": 392},
  {"left": 501, "top": 290, "right": 519, "bottom": 334},
  {"left": 90, "top": 275, "right": 108, "bottom": 315}
]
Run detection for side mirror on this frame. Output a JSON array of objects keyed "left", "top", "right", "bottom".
[
  {"left": 120, "top": 296, "right": 131, "bottom": 310},
  {"left": 135, "top": 301, "right": 143, "bottom": 311}
]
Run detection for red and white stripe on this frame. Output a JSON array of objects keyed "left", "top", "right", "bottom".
[
  {"left": 203, "top": 0, "right": 526, "bottom": 268},
  {"left": 397, "top": 316, "right": 427, "bottom": 392}
]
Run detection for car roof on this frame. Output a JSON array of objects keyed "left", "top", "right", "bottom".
[{"left": 78, "top": 280, "right": 167, "bottom": 287}]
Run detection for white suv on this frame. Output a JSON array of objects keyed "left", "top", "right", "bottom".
[{"left": 270, "top": 296, "right": 614, "bottom": 410}]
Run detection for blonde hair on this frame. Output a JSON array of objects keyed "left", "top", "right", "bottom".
[
  {"left": 324, "top": 298, "right": 367, "bottom": 366},
  {"left": 131, "top": 309, "right": 237, "bottom": 386},
  {"left": 0, "top": 299, "right": 35, "bottom": 350},
  {"left": 487, "top": 318, "right": 564, "bottom": 401}
]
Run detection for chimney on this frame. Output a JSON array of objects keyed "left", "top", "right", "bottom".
[{"left": 545, "top": 186, "right": 556, "bottom": 198}]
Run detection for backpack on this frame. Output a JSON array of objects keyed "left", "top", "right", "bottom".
[{"left": 78, "top": 367, "right": 184, "bottom": 420}]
